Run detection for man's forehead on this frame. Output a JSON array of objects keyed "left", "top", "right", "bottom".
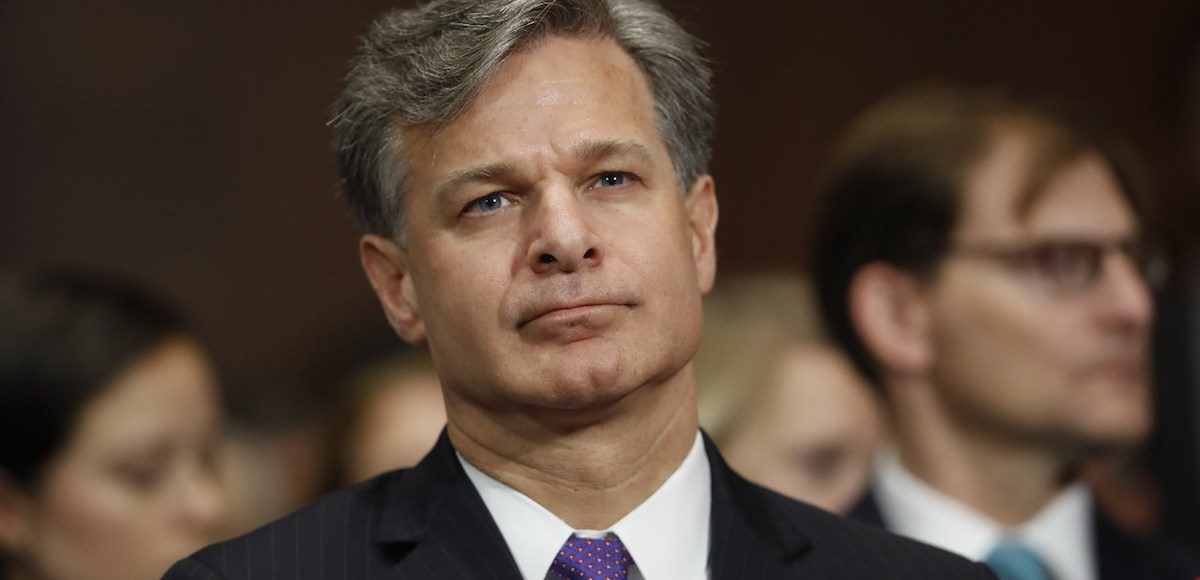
[
  {"left": 1020, "top": 155, "right": 1140, "bottom": 238},
  {"left": 953, "top": 134, "right": 1034, "bottom": 238},
  {"left": 399, "top": 36, "right": 664, "bottom": 182},
  {"left": 956, "top": 135, "right": 1138, "bottom": 240}
]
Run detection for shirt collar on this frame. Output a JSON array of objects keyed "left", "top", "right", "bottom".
[
  {"left": 874, "top": 450, "right": 1095, "bottom": 580},
  {"left": 1016, "top": 482, "right": 1094, "bottom": 580},
  {"left": 458, "top": 431, "right": 710, "bottom": 580}
]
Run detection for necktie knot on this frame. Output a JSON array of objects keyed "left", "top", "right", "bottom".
[
  {"left": 985, "top": 540, "right": 1054, "bottom": 580},
  {"left": 550, "top": 533, "right": 634, "bottom": 580}
]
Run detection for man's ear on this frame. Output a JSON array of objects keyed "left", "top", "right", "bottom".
[
  {"left": 0, "top": 474, "right": 32, "bottom": 555},
  {"left": 359, "top": 234, "right": 426, "bottom": 344},
  {"left": 848, "top": 262, "right": 933, "bottom": 377},
  {"left": 685, "top": 174, "right": 719, "bottom": 295}
]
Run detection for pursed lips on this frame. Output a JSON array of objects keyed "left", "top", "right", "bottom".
[
  {"left": 1096, "top": 355, "right": 1146, "bottom": 380},
  {"left": 1079, "top": 348, "right": 1147, "bottom": 383},
  {"left": 516, "top": 299, "right": 636, "bottom": 329}
]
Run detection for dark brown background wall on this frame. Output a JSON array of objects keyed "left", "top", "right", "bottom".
[{"left": 3, "top": 0, "right": 1196, "bottom": 408}]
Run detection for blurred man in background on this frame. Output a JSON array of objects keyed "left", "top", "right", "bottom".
[
  {"left": 814, "top": 82, "right": 1200, "bottom": 579},
  {"left": 167, "top": 1, "right": 992, "bottom": 578}
]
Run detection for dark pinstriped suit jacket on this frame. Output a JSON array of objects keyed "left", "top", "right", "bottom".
[
  {"left": 849, "top": 489, "right": 1200, "bottom": 580},
  {"left": 166, "top": 432, "right": 995, "bottom": 579}
]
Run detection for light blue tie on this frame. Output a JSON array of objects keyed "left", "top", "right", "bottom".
[{"left": 984, "top": 541, "right": 1054, "bottom": 580}]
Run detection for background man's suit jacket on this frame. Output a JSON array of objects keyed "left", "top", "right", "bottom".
[
  {"left": 849, "top": 489, "right": 1200, "bottom": 580},
  {"left": 166, "top": 433, "right": 994, "bottom": 579}
]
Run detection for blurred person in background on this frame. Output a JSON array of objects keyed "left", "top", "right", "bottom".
[
  {"left": 0, "top": 271, "right": 230, "bottom": 580},
  {"left": 814, "top": 82, "right": 1200, "bottom": 579},
  {"left": 328, "top": 348, "right": 445, "bottom": 486},
  {"left": 217, "top": 405, "right": 330, "bottom": 538},
  {"left": 222, "top": 350, "right": 443, "bottom": 535},
  {"left": 695, "top": 273, "right": 885, "bottom": 514}
]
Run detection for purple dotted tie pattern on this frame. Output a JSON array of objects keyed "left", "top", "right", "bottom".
[{"left": 550, "top": 534, "right": 635, "bottom": 580}]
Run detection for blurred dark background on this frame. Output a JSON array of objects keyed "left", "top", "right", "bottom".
[
  {"left": 3, "top": 0, "right": 1195, "bottom": 401},
  {"left": 3, "top": 0, "right": 1198, "bottom": 536}
]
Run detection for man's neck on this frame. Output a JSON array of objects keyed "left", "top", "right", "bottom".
[
  {"left": 889, "top": 380, "right": 1076, "bottom": 528},
  {"left": 446, "top": 365, "right": 700, "bottom": 530}
]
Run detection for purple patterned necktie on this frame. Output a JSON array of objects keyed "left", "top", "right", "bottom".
[{"left": 550, "top": 533, "right": 635, "bottom": 580}]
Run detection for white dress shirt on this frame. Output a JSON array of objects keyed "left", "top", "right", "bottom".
[
  {"left": 458, "top": 431, "right": 711, "bottom": 580},
  {"left": 873, "top": 451, "right": 1096, "bottom": 580}
]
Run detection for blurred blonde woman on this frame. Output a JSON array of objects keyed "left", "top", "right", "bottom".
[
  {"left": 329, "top": 348, "right": 445, "bottom": 486},
  {"left": 696, "top": 272, "right": 886, "bottom": 513}
]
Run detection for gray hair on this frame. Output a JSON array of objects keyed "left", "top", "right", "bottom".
[{"left": 332, "top": 0, "right": 714, "bottom": 240}]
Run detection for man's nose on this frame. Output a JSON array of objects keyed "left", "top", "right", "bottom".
[
  {"left": 1096, "top": 253, "right": 1154, "bottom": 331},
  {"left": 526, "top": 191, "right": 603, "bottom": 274}
]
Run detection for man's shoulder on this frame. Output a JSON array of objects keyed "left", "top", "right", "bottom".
[
  {"left": 1095, "top": 511, "right": 1200, "bottom": 579},
  {"left": 164, "top": 469, "right": 406, "bottom": 580},
  {"left": 753, "top": 484, "right": 995, "bottom": 577},
  {"left": 704, "top": 433, "right": 993, "bottom": 578},
  {"left": 705, "top": 449, "right": 993, "bottom": 580}
]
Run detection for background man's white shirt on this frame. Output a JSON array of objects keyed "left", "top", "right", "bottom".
[{"left": 874, "top": 450, "right": 1096, "bottom": 580}]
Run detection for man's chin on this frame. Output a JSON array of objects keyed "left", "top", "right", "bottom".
[
  {"left": 544, "top": 368, "right": 634, "bottom": 411},
  {"left": 1064, "top": 418, "right": 1152, "bottom": 457}
]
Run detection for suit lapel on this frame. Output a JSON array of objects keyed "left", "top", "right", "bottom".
[
  {"left": 372, "top": 431, "right": 816, "bottom": 579},
  {"left": 372, "top": 431, "right": 523, "bottom": 580},
  {"left": 704, "top": 433, "right": 811, "bottom": 579}
]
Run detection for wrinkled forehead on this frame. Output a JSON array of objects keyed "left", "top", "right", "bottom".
[{"left": 399, "top": 36, "right": 666, "bottom": 186}]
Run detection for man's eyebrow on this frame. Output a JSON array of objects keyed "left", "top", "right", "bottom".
[
  {"left": 570, "top": 139, "right": 654, "bottom": 166},
  {"left": 435, "top": 162, "right": 520, "bottom": 204},
  {"left": 433, "top": 140, "right": 653, "bottom": 204}
]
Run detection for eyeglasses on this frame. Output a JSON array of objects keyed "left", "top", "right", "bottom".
[{"left": 946, "top": 237, "right": 1168, "bottom": 294}]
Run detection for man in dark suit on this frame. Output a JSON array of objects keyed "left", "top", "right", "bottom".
[
  {"left": 167, "top": 1, "right": 994, "bottom": 578},
  {"left": 813, "top": 83, "right": 1200, "bottom": 579}
]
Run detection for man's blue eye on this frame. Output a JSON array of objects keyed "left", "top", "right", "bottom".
[
  {"left": 595, "top": 173, "right": 626, "bottom": 188},
  {"left": 469, "top": 193, "right": 508, "bottom": 214}
]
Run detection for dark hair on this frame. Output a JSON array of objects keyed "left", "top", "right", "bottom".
[
  {"left": 0, "top": 271, "right": 186, "bottom": 487},
  {"left": 333, "top": 0, "right": 714, "bottom": 241},
  {"left": 812, "top": 82, "right": 1145, "bottom": 387}
]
